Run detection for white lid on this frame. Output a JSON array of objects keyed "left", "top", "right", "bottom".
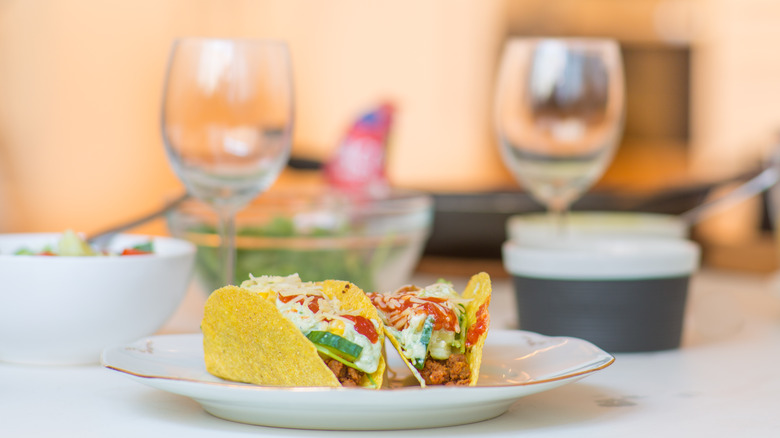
[
  {"left": 502, "top": 236, "right": 700, "bottom": 280},
  {"left": 507, "top": 212, "right": 688, "bottom": 244}
]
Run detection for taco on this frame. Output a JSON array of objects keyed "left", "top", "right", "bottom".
[
  {"left": 366, "top": 272, "right": 491, "bottom": 387},
  {"left": 201, "top": 274, "right": 386, "bottom": 388}
]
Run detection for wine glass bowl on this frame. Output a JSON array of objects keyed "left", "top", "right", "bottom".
[
  {"left": 161, "top": 38, "right": 293, "bottom": 285},
  {"left": 494, "top": 38, "right": 625, "bottom": 218}
]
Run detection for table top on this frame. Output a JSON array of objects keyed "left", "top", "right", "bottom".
[{"left": 3, "top": 268, "right": 780, "bottom": 437}]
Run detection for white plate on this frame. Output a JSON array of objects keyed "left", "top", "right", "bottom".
[{"left": 101, "top": 330, "right": 613, "bottom": 430}]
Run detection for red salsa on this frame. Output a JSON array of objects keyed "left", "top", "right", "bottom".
[
  {"left": 368, "top": 289, "right": 460, "bottom": 332},
  {"left": 342, "top": 315, "right": 379, "bottom": 343},
  {"left": 466, "top": 302, "right": 489, "bottom": 347}
]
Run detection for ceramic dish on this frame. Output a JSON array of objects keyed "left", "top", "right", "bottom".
[
  {"left": 0, "top": 233, "right": 195, "bottom": 365},
  {"left": 102, "top": 330, "right": 613, "bottom": 430}
]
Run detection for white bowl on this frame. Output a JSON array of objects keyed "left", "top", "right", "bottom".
[{"left": 0, "top": 233, "right": 195, "bottom": 365}]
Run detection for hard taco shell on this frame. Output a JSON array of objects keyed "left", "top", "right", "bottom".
[
  {"left": 381, "top": 272, "right": 491, "bottom": 387},
  {"left": 462, "top": 272, "right": 492, "bottom": 386},
  {"left": 202, "top": 280, "right": 386, "bottom": 388}
]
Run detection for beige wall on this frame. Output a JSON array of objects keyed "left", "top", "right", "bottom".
[
  {"left": 0, "top": 0, "right": 510, "bottom": 234},
  {"left": 1, "top": 1, "right": 199, "bottom": 233},
  {"left": 690, "top": 0, "right": 780, "bottom": 174},
  {"left": 2, "top": 0, "right": 780, "bottom": 238},
  {"left": 684, "top": 0, "right": 780, "bottom": 242}
]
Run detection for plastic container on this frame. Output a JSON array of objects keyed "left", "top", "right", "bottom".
[{"left": 502, "top": 236, "right": 700, "bottom": 352}]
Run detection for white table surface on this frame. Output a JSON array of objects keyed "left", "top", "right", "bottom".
[{"left": 3, "top": 268, "right": 780, "bottom": 437}]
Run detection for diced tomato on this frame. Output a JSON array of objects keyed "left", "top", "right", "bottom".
[
  {"left": 278, "top": 294, "right": 322, "bottom": 313},
  {"left": 38, "top": 251, "right": 57, "bottom": 256},
  {"left": 120, "top": 248, "right": 152, "bottom": 256},
  {"left": 342, "top": 315, "right": 379, "bottom": 343}
]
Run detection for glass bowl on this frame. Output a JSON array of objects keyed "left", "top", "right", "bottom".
[{"left": 166, "top": 187, "right": 433, "bottom": 294}]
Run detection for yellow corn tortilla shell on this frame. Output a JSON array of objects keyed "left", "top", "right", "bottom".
[
  {"left": 383, "top": 272, "right": 492, "bottom": 387},
  {"left": 202, "top": 281, "right": 385, "bottom": 388},
  {"left": 462, "top": 271, "right": 492, "bottom": 386}
]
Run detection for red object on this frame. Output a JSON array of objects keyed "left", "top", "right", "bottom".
[
  {"left": 342, "top": 315, "right": 380, "bottom": 344},
  {"left": 278, "top": 294, "right": 323, "bottom": 314},
  {"left": 324, "top": 103, "right": 394, "bottom": 192},
  {"left": 276, "top": 296, "right": 379, "bottom": 343},
  {"left": 466, "top": 303, "right": 489, "bottom": 347},
  {"left": 120, "top": 248, "right": 152, "bottom": 256},
  {"left": 368, "top": 288, "right": 461, "bottom": 333}
]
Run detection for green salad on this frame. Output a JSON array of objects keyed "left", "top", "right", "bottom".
[{"left": 189, "top": 216, "right": 397, "bottom": 293}]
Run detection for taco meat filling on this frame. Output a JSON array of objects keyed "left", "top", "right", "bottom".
[
  {"left": 325, "top": 358, "right": 364, "bottom": 386},
  {"left": 420, "top": 353, "right": 470, "bottom": 386}
]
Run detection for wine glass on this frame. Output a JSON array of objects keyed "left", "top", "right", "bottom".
[
  {"left": 161, "top": 38, "right": 293, "bottom": 286},
  {"left": 494, "top": 37, "right": 625, "bottom": 231}
]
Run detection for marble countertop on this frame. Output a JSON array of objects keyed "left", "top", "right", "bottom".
[{"left": 3, "top": 268, "right": 780, "bottom": 437}]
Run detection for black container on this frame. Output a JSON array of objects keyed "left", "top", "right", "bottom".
[
  {"left": 502, "top": 236, "right": 700, "bottom": 353},
  {"left": 513, "top": 275, "right": 690, "bottom": 352}
]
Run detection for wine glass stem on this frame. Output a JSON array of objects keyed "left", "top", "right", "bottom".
[
  {"left": 216, "top": 209, "right": 237, "bottom": 286},
  {"left": 549, "top": 202, "right": 570, "bottom": 236}
]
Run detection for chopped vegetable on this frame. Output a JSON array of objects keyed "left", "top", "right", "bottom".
[
  {"left": 57, "top": 230, "right": 96, "bottom": 256},
  {"left": 412, "top": 316, "right": 434, "bottom": 370},
  {"left": 120, "top": 242, "right": 155, "bottom": 256},
  {"left": 454, "top": 304, "right": 468, "bottom": 354},
  {"left": 11, "top": 230, "right": 154, "bottom": 257},
  {"left": 306, "top": 330, "right": 363, "bottom": 363}
]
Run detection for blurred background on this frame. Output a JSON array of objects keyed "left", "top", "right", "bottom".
[{"left": 2, "top": 0, "right": 780, "bottom": 273}]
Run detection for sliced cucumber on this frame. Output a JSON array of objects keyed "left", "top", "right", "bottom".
[
  {"left": 455, "top": 304, "right": 467, "bottom": 354},
  {"left": 411, "top": 316, "right": 435, "bottom": 370},
  {"left": 428, "top": 330, "right": 455, "bottom": 360},
  {"left": 306, "top": 331, "right": 363, "bottom": 362},
  {"left": 313, "top": 344, "right": 357, "bottom": 368}
]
